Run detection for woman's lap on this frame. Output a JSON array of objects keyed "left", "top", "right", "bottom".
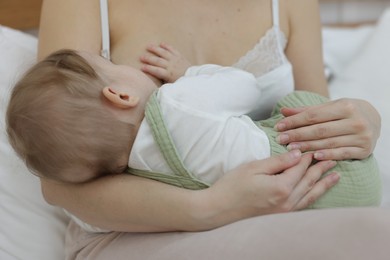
[{"left": 65, "top": 207, "right": 390, "bottom": 260}]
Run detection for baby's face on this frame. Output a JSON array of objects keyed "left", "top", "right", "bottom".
[{"left": 78, "top": 51, "right": 158, "bottom": 95}]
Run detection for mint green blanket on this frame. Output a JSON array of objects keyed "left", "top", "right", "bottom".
[{"left": 127, "top": 91, "right": 382, "bottom": 208}]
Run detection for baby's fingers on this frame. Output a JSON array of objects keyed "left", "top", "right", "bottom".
[
  {"left": 159, "top": 42, "right": 181, "bottom": 56},
  {"left": 141, "top": 64, "right": 171, "bottom": 82},
  {"left": 146, "top": 43, "right": 175, "bottom": 60},
  {"left": 140, "top": 53, "right": 168, "bottom": 68}
]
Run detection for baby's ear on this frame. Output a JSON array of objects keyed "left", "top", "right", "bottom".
[{"left": 102, "top": 87, "right": 139, "bottom": 108}]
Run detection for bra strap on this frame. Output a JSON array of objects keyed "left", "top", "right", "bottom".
[
  {"left": 99, "top": 0, "right": 111, "bottom": 60},
  {"left": 271, "top": 0, "right": 286, "bottom": 60},
  {"left": 272, "top": 0, "right": 280, "bottom": 27}
]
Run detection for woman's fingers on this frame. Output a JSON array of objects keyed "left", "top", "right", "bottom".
[
  {"left": 278, "top": 106, "right": 307, "bottom": 117},
  {"left": 261, "top": 153, "right": 339, "bottom": 213},
  {"left": 286, "top": 135, "right": 370, "bottom": 160},
  {"left": 277, "top": 153, "right": 313, "bottom": 189},
  {"left": 275, "top": 98, "right": 381, "bottom": 160},
  {"left": 275, "top": 100, "right": 343, "bottom": 131},
  {"left": 288, "top": 160, "right": 337, "bottom": 208},
  {"left": 286, "top": 134, "right": 365, "bottom": 152},
  {"left": 208, "top": 151, "right": 305, "bottom": 218},
  {"left": 313, "top": 147, "right": 367, "bottom": 161},
  {"left": 211, "top": 151, "right": 339, "bottom": 218},
  {"left": 292, "top": 172, "right": 340, "bottom": 210},
  {"left": 277, "top": 120, "right": 356, "bottom": 144},
  {"left": 248, "top": 150, "right": 302, "bottom": 175}
]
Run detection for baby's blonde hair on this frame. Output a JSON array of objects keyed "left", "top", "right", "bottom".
[{"left": 6, "top": 49, "right": 133, "bottom": 183}]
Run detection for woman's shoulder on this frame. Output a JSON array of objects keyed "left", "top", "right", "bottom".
[
  {"left": 38, "top": 0, "right": 102, "bottom": 59},
  {"left": 284, "top": 0, "right": 321, "bottom": 24}
]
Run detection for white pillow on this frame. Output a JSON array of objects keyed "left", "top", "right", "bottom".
[
  {"left": 329, "top": 9, "right": 390, "bottom": 208},
  {"left": 0, "top": 25, "right": 68, "bottom": 260},
  {"left": 322, "top": 25, "right": 375, "bottom": 80}
]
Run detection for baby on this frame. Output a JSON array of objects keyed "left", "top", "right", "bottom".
[{"left": 7, "top": 45, "right": 381, "bottom": 209}]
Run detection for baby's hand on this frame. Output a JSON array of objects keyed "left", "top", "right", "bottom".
[{"left": 140, "top": 43, "right": 191, "bottom": 83}]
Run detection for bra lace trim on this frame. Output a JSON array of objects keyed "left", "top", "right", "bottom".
[{"left": 232, "top": 28, "right": 287, "bottom": 78}]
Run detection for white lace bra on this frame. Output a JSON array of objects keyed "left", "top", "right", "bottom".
[
  {"left": 233, "top": 27, "right": 287, "bottom": 78},
  {"left": 99, "top": 0, "right": 294, "bottom": 119},
  {"left": 238, "top": 25, "right": 293, "bottom": 120},
  {"left": 231, "top": 0, "right": 294, "bottom": 119}
]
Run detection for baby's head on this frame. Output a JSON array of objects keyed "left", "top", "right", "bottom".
[{"left": 6, "top": 49, "right": 140, "bottom": 183}]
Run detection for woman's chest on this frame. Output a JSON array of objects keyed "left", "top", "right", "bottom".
[{"left": 108, "top": 0, "right": 283, "bottom": 67}]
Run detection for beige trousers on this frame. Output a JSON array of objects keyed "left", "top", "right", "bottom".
[{"left": 65, "top": 207, "right": 390, "bottom": 260}]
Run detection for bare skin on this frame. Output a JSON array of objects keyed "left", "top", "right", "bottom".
[{"left": 38, "top": 0, "right": 379, "bottom": 232}]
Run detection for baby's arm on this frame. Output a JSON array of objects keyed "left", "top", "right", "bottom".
[{"left": 140, "top": 43, "right": 191, "bottom": 83}]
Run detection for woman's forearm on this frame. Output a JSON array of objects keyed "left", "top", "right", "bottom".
[
  {"left": 41, "top": 174, "right": 231, "bottom": 232},
  {"left": 41, "top": 151, "right": 338, "bottom": 232}
]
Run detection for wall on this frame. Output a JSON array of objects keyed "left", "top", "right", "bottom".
[{"left": 320, "top": 0, "right": 390, "bottom": 24}]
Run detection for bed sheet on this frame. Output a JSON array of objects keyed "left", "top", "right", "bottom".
[
  {"left": 1, "top": 9, "right": 390, "bottom": 259},
  {"left": 0, "top": 26, "right": 68, "bottom": 260}
]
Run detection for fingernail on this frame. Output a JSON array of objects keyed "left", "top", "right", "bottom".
[
  {"left": 275, "top": 122, "right": 286, "bottom": 131},
  {"left": 287, "top": 143, "right": 300, "bottom": 150},
  {"left": 290, "top": 150, "right": 302, "bottom": 159},
  {"left": 276, "top": 134, "right": 289, "bottom": 144},
  {"left": 314, "top": 152, "right": 324, "bottom": 160},
  {"left": 330, "top": 173, "right": 340, "bottom": 182},
  {"left": 328, "top": 161, "right": 337, "bottom": 168}
]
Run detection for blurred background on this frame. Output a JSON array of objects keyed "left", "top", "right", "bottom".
[
  {"left": 1, "top": 0, "right": 390, "bottom": 35},
  {"left": 0, "top": 0, "right": 42, "bottom": 32},
  {"left": 320, "top": 0, "right": 390, "bottom": 25}
]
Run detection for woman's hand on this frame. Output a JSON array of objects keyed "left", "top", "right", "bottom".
[
  {"left": 198, "top": 151, "right": 339, "bottom": 228},
  {"left": 140, "top": 43, "right": 191, "bottom": 83},
  {"left": 41, "top": 150, "right": 338, "bottom": 232},
  {"left": 274, "top": 98, "right": 381, "bottom": 161}
]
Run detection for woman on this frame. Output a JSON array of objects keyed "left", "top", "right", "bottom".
[{"left": 37, "top": 0, "right": 387, "bottom": 258}]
